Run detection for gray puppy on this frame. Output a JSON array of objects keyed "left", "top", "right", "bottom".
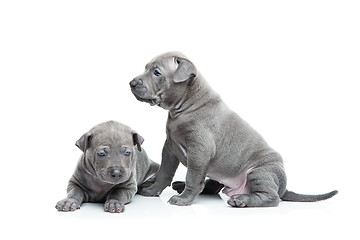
[
  {"left": 130, "top": 52, "right": 337, "bottom": 207},
  {"left": 56, "top": 121, "right": 159, "bottom": 213}
]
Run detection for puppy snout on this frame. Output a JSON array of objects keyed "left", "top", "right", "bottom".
[
  {"left": 109, "top": 168, "right": 122, "bottom": 179},
  {"left": 130, "top": 78, "right": 143, "bottom": 88}
]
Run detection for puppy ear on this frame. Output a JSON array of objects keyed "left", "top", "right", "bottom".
[
  {"left": 132, "top": 130, "right": 144, "bottom": 152},
  {"left": 173, "top": 57, "right": 197, "bottom": 83},
  {"left": 75, "top": 132, "right": 93, "bottom": 152}
]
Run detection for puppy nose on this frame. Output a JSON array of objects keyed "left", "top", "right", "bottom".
[
  {"left": 130, "top": 78, "right": 143, "bottom": 87},
  {"left": 109, "top": 168, "right": 122, "bottom": 179}
]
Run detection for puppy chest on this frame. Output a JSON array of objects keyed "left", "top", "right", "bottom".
[
  {"left": 84, "top": 182, "right": 113, "bottom": 202},
  {"left": 169, "top": 140, "right": 188, "bottom": 168},
  {"left": 167, "top": 136, "right": 187, "bottom": 166},
  {"left": 167, "top": 121, "right": 188, "bottom": 161},
  {"left": 77, "top": 175, "right": 114, "bottom": 202}
]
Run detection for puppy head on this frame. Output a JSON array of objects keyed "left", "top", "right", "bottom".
[
  {"left": 75, "top": 121, "right": 144, "bottom": 184},
  {"left": 130, "top": 52, "right": 197, "bottom": 110}
]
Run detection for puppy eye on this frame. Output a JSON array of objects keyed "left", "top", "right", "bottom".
[
  {"left": 97, "top": 152, "right": 106, "bottom": 157},
  {"left": 124, "top": 151, "right": 131, "bottom": 156},
  {"left": 153, "top": 69, "right": 161, "bottom": 77}
]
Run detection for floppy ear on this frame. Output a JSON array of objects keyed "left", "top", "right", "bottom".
[
  {"left": 132, "top": 130, "right": 144, "bottom": 152},
  {"left": 173, "top": 57, "right": 197, "bottom": 83},
  {"left": 75, "top": 132, "right": 93, "bottom": 152}
]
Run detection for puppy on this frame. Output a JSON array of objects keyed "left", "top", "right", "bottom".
[
  {"left": 130, "top": 52, "right": 337, "bottom": 207},
  {"left": 56, "top": 121, "right": 159, "bottom": 213}
]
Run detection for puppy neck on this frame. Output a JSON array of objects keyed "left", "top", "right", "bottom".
[{"left": 169, "top": 74, "right": 220, "bottom": 118}]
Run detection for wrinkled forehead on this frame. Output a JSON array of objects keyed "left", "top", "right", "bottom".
[
  {"left": 147, "top": 57, "right": 177, "bottom": 73},
  {"left": 91, "top": 128, "right": 132, "bottom": 148},
  {"left": 146, "top": 52, "right": 189, "bottom": 72}
]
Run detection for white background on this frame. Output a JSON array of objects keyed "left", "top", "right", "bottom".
[{"left": 0, "top": 0, "right": 359, "bottom": 239}]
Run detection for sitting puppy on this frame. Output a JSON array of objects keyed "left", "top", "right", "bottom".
[
  {"left": 56, "top": 121, "right": 159, "bottom": 213},
  {"left": 130, "top": 52, "right": 337, "bottom": 207}
]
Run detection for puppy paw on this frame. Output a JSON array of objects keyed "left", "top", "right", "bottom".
[
  {"left": 227, "top": 194, "right": 249, "bottom": 207},
  {"left": 56, "top": 198, "right": 80, "bottom": 212},
  {"left": 137, "top": 185, "right": 162, "bottom": 197},
  {"left": 104, "top": 199, "right": 125, "bottom": 213},
  {"left": 168, "top": 194, "right": 194, "bottom": 206}
]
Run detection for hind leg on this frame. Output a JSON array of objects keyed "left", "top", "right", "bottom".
[{"left": 227, "top": 166, "right": 283, "bottom": 207}]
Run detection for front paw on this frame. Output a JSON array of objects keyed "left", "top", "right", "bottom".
[
  {"left": 168, "top": 194, "right": 194, "bottom": 206},
  {"left": 137, "top": 185, "right": 163, "bottom": 197},
  {"left": 104, "top": 199, "right": 125, "bottom": 213},
  {"left": 56, "top": 198, "right": 80, "bottom": 212}
]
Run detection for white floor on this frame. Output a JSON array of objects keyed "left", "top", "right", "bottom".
[{"left": 45, "top": 187, "right": 353, "bottom": 240}]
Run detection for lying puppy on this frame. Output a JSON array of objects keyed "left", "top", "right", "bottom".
[
  {"left": 130, "top": 52, "right": 337, "bottom": 207},
  {"left": 56, "top": 121, "right": 159, "bottom": 213}
]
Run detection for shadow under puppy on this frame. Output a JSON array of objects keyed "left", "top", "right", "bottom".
[
  {"left": 130, "top": 51, "right": 338, "bottom": 207},
  {"left": 56, "top": 121, "right": 159, "bottom": 213}
]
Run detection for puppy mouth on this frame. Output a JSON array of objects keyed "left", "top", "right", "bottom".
[
  {"left": 136, "top": 96, "right": 158, "bottom": 106},
  {"left": 131, "top": 90, "right": 161, "bottom": 106},
  {"left": 99, "top": 171, "right": 126, "bottom": 184}
]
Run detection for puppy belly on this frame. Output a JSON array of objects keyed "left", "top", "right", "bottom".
[{"left": 218, "top": 167, "right": 254, "bottom": 197}]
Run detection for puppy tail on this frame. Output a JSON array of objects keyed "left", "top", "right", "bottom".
[{"left": 281, "top": 189, "right": 338, "bottom": 202}]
